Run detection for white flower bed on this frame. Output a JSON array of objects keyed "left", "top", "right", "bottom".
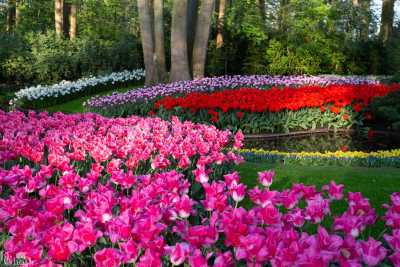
[{"left": 11, "top": 69, "right": 145, "bottom": 106}]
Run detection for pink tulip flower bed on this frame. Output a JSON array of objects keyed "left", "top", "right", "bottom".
[{"left": 1, "top": 111, "right": 400, "bottom": 266}]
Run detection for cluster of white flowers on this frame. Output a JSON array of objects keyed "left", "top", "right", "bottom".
[{"left": 12, "top": 69, "right": 145, "bottom": 105}]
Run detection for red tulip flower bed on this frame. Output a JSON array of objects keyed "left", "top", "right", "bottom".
[{"left": 154, "top": 84, "right": 400, "bottom": 133}]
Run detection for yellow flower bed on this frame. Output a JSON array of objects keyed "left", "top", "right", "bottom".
[{"left": 240, "top": 148, "right": 400, "bottom": 159}]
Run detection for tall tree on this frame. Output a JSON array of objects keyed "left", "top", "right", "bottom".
[
  {"left": 6, "top": 3, "right": 15, "bottom": 32},
  {"left": 15, "top": 0, "right": 20, "bottom": 26},
  {"left": 257, "top": 0, "right": 266, "bottom": 22},
  {"left": 137, "top": 0, "right": 159, "bottom": 85},
  {"left": 55, "top": 0, "right": 64, "bottom": 36},
  {"left": 216, "top": 0, "right": 226, "bottom": 48},
  {"left": 153, "top": 0, "right": 167, "bottom": 82},
  {"left": 380, "top": 0, "right": 395, "bottom": 44},
  {"left": 69, "top": 3, "right": 77, "bottom": 39},
  {"left": 278, "top": 0, "right": 289, "bottom": 33},
  {"left": 170, "top": 0, "right": 191, "bottom": 81},
  {"left": 187, "top": 0, "right": 198, "bottom": 70},
  {"left": 360, "top": 0, "right": 371, "bottom": 41},
  {"left": 192, "top": 0, "right": 215, "bottom": 79}
]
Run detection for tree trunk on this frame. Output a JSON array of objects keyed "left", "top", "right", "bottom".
[
  {"left": 6, "top": 4, "right": 15, "bottom": 32},
  {"left": 360, "top": 0, "right": 370, "bottom": 41},
  {"left": 137, "top": 0, "right": 159, "bottom": 85},
  {"left": 192, "top": 0, "right": 215, "bottom": 79},
  {"left": 380, "top": 0, "right": 395, "bottom": 45},
  {"left": 278, "top": 0, "right": 289, "bottom": 32},
  {"left": 55, "top": 0, "right": 64, "bottom": 37},
  {"left": 153, "top": 0, "right": 167, "bottom": 82},
  {"left": 257, "top": 0, "right": 266, "bottom": 22},
  {"left": 187, "top": 0, "right": 198, "bottom": 72},
  {"left": 352, "top": 0, "right": 359, "bottom": 6},
  {"left": 15, "top": 0, "right": 20, "bottom": 26},
  {"left": 216, "top": 0, "right": 226, "bottom": 49},
  {"left": 69, "top": 3, "right": 77, "bottom": 40},
  {"left": 170, "top": 0, "right": 191, "bottom": 82}
]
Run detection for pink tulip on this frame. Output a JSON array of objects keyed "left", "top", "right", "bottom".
[
  {"left": 233, "top": 130, "right": 244, "bottom": 150},
  {"left": 322, "top": 180, "right": 344, "bottom": 200},
  {"left": 94, "top": 248, "right": 124, "bottom": 267},
  {"left": 175, "top": 195, "right": 193, "bottom": 218},
  {"left": 358, "top": 238, "right": 387, "bottom": 266},
  {"left": 166, "top": 243, "right": 190, "bottom": 266},
  {"left": 258, "top": 170, "right": 275, "bottom": 187},
  {"left": 231, "top": 183, "right": 246, "bottom": 203}
]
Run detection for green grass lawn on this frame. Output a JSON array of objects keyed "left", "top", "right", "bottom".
[
  {"left": 237, "top": 161, "right": 400, "bottom": 213},
  {"left": 45, "top": 85, "right": 140, "bottom": 113},
  {"left": 236, "top": 161, "right": 400, "bottom": 237}
]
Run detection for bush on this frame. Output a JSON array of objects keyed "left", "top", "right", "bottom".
[
  {"left": 2, "top": 32, "right": 142, "bottom": 85},
  {"left": 370, "top": 90, "right": 400, "bottom": 131}
]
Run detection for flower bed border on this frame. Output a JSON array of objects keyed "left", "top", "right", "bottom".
[{"left": 240, "top": 148, "right": 400, "bottom": 168}]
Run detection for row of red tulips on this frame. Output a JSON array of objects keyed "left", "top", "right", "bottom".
[
  {"left": 154, "top": 84, "right": 400, "bottom": 114},
  {"left": 151, "top": 84, "right": 400, "bottom": 134}
]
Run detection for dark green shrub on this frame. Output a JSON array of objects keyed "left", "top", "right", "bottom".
[{"left": 370, "top": 91, "right": 400, "bottom": 130}]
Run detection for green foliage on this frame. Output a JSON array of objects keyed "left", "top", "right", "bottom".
[
  {"left": 205, "top": 0, "right": 397, "bottom": 76},
  {"left": 2, "top": 32, "right": 142, "bottom": 84},
  {"left": 153, "top": 106, "right": 358, "bottom": 134},
  {"left": 370, "top": 91, "right": 400, "bottom": 131},
  {"left": 0, "top": 0, "right": 142, "bottom": 85}
]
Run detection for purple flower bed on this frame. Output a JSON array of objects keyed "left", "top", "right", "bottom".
[{"left": 85, "top": 75, "right": 381, "bottom": 109}]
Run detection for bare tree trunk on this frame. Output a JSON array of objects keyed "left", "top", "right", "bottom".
[
  {"left": 138, "top": 0, "right": 159, "bottom": 85},
  {"left": 15, "top": 0, "right": 20, "bottom": 26},
  {"left": 216, "top": 0, "right": 226, "bottom": 49},
  {"left": 278, "top": 0, "right": 289, "bottom": 32},
  {"left": 153, "top": 0, "right": 167, "bottom": 82},
  {"left": 380, "top": 0, "right": 395, "bottom": 45},
  {"left": 360, "top": 0, "right": 370, "bottom": 41},
  {"left": 187, "top": 0, "right": 198, "bottom": 73},
  {"left": 352, "top": 0, "right": 359, "bottom": 6},
  {"left": 257, "top": 0, "right": 266, "bottom": 22},
  {"left": 170, "top": 0, "right": 191, "bottom": 82},
  {"left": 192, "top": 0, "right": 215, "bottom": 79},
  {"left": 55, "top": 0, "right": 64, "bottom": 36},
  {"left": 69, "top": 3, "right": 77, "bottom": 40},
  {"left": 6, "top": 5, "right": 14, "bottom": 32}
]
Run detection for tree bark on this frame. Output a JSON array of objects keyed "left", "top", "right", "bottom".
[
  {"left": 153, "top": 0, "right": 167, "bottom": 82},
  {"left": 170, "top": 0, "right": 191, "bottom": 82},
  {"left": 187, "top": 0, "right": 198, "bottom": 71},
  {"left": 380, "top": 0, "right": 395, "bottom": 45},
  {"left": 278, "top": 0, "right": 289, "bottom": 32},
  {"left": 257, "top": 0, "right": 266, "bottom": 22},
  {"left": 6, "top": 4, "right": 15, "bottom": 32},
  {"left": 69, "top": 3, "right": 77, "bottom": 40},
  {"left": 360, "top": 0, "right": 370, "bottom": 41},
  {"left": 216, "top": 0, "right": 226, "bottom": 49},
  {"left": 192, "top": 0, "right": 215, "bottom": 79},
  {"left": 55, "top": 0, "right": 64, "bottom": 37},
  {"left": 138, "top": 0, "right": 159, "bottom": 85},
  {"left": 15, "top": 0, "right": 20, "bottom": 26}
]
